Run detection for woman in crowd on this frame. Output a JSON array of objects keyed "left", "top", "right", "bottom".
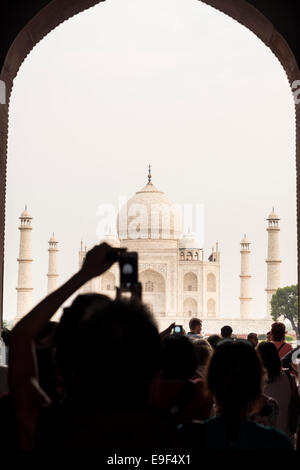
[
  {"left": 270, "top": 322, "right": 293, "bottom": 359},
  {"left": 207, "top": 334, "right": 221, "bottom": 350},
  {"left": 192, "top": 339, "right": 213, "bottom": 380},
  {"left": 257, "top": 341, "right": 299, "bottom": 441},
  {"left": 176, "top": 340, "right": 293, "bottom": 451},
  {"left": 150, "top": 335, "right": 213, "bottom": 424}
]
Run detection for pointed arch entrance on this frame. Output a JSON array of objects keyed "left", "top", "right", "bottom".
[{"left": 0, "top": 1, "right": 299, "bottom": 332}]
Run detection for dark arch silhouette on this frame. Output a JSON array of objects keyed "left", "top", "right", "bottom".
[{"left": 0, "top": 1, "right": 299, "bottom": 331}]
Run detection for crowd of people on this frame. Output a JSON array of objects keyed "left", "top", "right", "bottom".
[{"left": 0, "top": 242, "right": 299, "bottom": 454}]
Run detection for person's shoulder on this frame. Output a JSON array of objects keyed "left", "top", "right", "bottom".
[
  {"left": 247, "top": 421, "right": 293, "bottom": 450},
  {"left": 177, "top": 418, "right": 206, "bottom": 433},
  {"left": 263, "top": 426, "right": 293, "bottom": 449},
  {"left": 187, "top": 333, "right": 202, "bottom": 339},
  {"left": 176, "top": 420, "right": 205, "bottom": 440}
]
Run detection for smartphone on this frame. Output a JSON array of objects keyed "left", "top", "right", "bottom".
[
  {"left": 174, "top": 325, "right": 183, "bottom": 335},
  {"left": 119, "top": 252, "right": 138, "bottom": 289}
]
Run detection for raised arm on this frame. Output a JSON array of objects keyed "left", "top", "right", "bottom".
[
  {"left": 8, "top": 243, "right": 123, "bottom": 449},
  {"left": 9, "top": 242, "right": 122, "bottom": 387}
]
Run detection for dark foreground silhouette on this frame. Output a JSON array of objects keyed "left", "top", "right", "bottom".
[{"left": 1, "top": 243, "right": 298, "bottom": 453}]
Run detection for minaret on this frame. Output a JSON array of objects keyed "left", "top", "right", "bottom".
[
  {"left": 15, "top": 207, "right": 33, "bottom": 323},
  {"left": 47, "top": 234, "right": 59, "bottom": 294},
  {"left": 266, "top": 208, "right": 281, "bottom": 318},
  {"left": 78, "top": 241, "right": 93, "bottom": 293},
  {"left": 239, "top": 234, "right": 252, "bottom": 319}
]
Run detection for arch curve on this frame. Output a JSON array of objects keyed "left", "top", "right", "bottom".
[
  {"left": 207, "top": 272, "right": 216, "bottom": 292},
  {"left": 184, "top": 272, "right": 198, "bottom": 292},
  {"left": 183, "top": 297, "right": 198, "bottom": 317},
  {"left": 0, "top": 0, "right": 299, "bottom": 330},
  {"left": 207, "top": 298, "right": 216, "bottom": 318},
  {"left": 140, "top": 269, "right": 166, "bottom": 315}
]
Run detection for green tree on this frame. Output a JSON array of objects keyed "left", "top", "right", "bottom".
[{"left": 271, "top": 285, "right": 299, "bottom": 334}]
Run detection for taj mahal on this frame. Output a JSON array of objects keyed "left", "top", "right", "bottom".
[{"left": 14, "top": 168, "right": 281, "bottom": 334}]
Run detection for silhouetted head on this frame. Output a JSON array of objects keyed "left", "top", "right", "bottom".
[
  {"left": 193, "top": 339, "right": 212, "bottom": 368},
  {"left": 207, "top": 334, "right": 221, "bottom": 350},
  {"left": 247, "top": 333, "right": 258, "bottom": 348},
  {"left": 55, "top": 294, "right": 111, "bottom": 387},
  {"left": 207, "top": 340, "right": 263, "bottom": 418},
  {"left": 188, "top": 318, "right": 202, "bottom": 335},
  {"left": 270, "top": 322, "right": 286, "bottom": 342},
  {"left": 221, "top": 325, "right": 233, "bottom": 339},
  {"left": 55, "top": 294, "right": 161, "bottom": 409},
  {"left": 256, "top": 341, "right": 281, "bottom": 383},
  {"left": 161, "top": 335, "right": 197, "bottom": 380},
  {"left": 35, "top": 321, "right": 58, "bottom": 349}
]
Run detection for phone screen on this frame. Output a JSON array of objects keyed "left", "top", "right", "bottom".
[
  {"left": 119, "top": 252, "right": 138, "bottom": 289},
  {"left": 174, "top": 325, "right": 183, "bottom": 334}
]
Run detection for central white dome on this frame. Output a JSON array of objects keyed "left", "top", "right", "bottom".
[{"left": 117, "top": 180, "right": 182, "bottom": 240}]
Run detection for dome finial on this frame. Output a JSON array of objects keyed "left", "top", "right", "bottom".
[{"left": 148, "top": 164, "right": 152, "bottom": 184}]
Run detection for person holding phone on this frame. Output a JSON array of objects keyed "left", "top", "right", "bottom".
[
  {"left": 8, "top": 243, "right": 172, "bottom": 450},
  {"left": 187, "top": 318, "right": 203, "bottom": 339}
]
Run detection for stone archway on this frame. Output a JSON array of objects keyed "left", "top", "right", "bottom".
[
  {"left": 184, "top": 297, "right": 198, "bottom": 317},
  {"left": 207, "top": 298, "right": 216, "bottom": 318},
  {"left": 207, "top": 273, "right": 216, "bottom": 292},
  {"left": 0, "top": 1, "right": 299, "bottom": 331},
  {"left": 184, "top": 272, "right": 198, "bottom": 292},
  {"left": 140, "top": 269, "right": 166, "bottom": 315}
]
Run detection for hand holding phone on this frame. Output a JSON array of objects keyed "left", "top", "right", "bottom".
[
  {"left": 119, "top": 252, "right": 138, "bottom": 289},
  {"left": 116, "top": 251, "right": 141, "bottom": 301},
  {"left": 116, "top": 282, "right": 142, "bottom": 302},
  {"left": 80, "top": 243, "right": 126, "bottom": 281},
  {"left": 173, "top": 325, "right": 183, "bottom": 335}
]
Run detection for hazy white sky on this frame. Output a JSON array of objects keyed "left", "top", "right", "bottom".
[{"left": 4, "top": 0, "right": 297, "bottom": 322}]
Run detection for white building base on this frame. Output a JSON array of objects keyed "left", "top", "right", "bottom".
[{"left": 156, "top": 316, "right": 272, "bottom": 336}]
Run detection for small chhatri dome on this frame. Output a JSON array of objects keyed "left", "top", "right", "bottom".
[
  {"left": 241, "top": 234, "right": 250, "bottom": 244},
  {"left": 49, "top": 233, "right": 57, "bottom": 243},
  {"left": 117, "top": 166, "right": 182, "bottom": 240},
  {"left": 179, "top": 230, "right": 202, "bottom": 249},
  {"left": 267, "top": 207, "right": 280, "bottom": 220},
  {"left": 20, "top": 205, "right": 31, "bottom": 219}
]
